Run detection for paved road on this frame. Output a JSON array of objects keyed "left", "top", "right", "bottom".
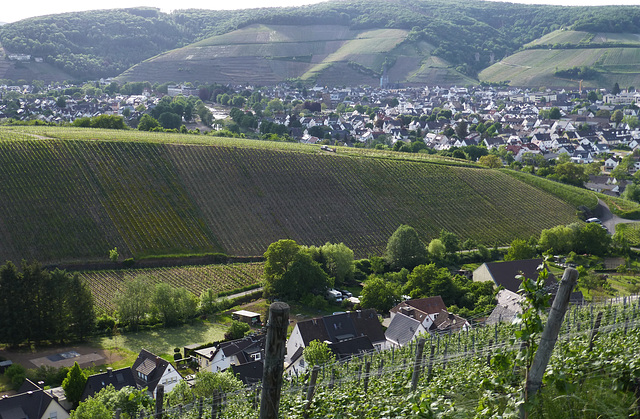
[{"left": 596, "top": 199, "right": 640, "bottom": 233}]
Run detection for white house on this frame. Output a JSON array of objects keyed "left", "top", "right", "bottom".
[
  {"left": 132, "top": 349, "right": 184, "bottom": 398},
  {"left": 196, "top": 335, "right": 264, "bottom": 373}
]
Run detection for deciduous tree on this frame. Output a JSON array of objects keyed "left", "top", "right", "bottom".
[{"left": 385, "top": 225, "right": 427, "bottom": 270}]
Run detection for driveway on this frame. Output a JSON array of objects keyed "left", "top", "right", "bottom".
[{"left": 595, "top": 199, "right": 640, "bottom": 233}]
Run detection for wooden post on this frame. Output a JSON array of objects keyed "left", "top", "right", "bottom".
[
  {"left": 411, "top": 338, "right": 426, "bottom": 392},
  {"left": 427, "top": 344, "right": 435, "bottom": 382},
  {"left": 487, "top": 340, "right": 493, "bottom": 366},
  {"left": 357, "top": 364, "right": 362, "bottom": 384},
  {"left": 624, "top": 317, "right": 629, "bottom": 335},
  {"left": 442, "top": 341, "right": 448, "bottom": 370},
  {"left": 523, "top": 267, "right": 578, "bottom": 415},
  {"left": 139, "top": 410, "right": 145, "bottom": 419},
  {"left": 303, "top": 366, "right": 320, "bottom": 417},
  {"left": 211, "top": 390, "right": 220, "bottom": 419},
  {"left": 363, "top": 361, "right": 371, "bottom": 392},
  {"left": 259, "top": 302, "right": 290, "bottom": 419},
  {"left": 378, "top": 359, "right": 384, "bottom": 376},
  {"left": 329, "top": 368, "right": 335, "bottom": 390},
  {"left": 155, "top": 384, "right": 164, "bottom": 419},
  {"left": 588, "top": 311, "right": 603, "bottom": 352},
  {"left": 198, "top": 396, "right": 203, "bottom": 419},
  {"left": 115, "top": 408, "right": 121, "bottom": 419}
]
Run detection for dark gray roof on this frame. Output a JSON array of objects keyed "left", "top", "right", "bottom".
[
  {"left": 296, "top": 309, "right": 385, "bottom": 346},
  {"left": 483, "top": 259, "right": 555, "bottom": 293},
  {"left": 231, "top": 360, "right": 263, "bottom": 386},
  {"left": 0, "top": 384, "right": 59, "bottom": 419},
  {"left": 327, "top": 336, "right": 375, "bottom": 359},
  {"left": 385, "top": 313, "right": 422, "bottom": 346},
  {"left": 81, "top": 367, "right": 136, "bottom": 401}
]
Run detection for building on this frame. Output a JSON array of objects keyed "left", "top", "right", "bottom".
[
  {"left": 132, "top": 349, "right": 183, "bottom": 398},
  {"left": 81, "top": 367, "right": 137, "bottom": 401},
  {"left": 0, "top": 379, "right": 70, "bottom": 419},
  {"left": 473, "top": 259, "right": 556, "bottom": 294}
]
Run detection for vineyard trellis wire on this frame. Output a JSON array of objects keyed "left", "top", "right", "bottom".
[{"left": 102, "top": 294, "right": 640, "bottom": 418}]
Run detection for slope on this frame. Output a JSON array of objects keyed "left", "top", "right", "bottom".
[
  {"left": 479, "top": 30, "right": 640, "bottom": 88},
  {"left": 116, "top": 24, "right": 469, "bottom": 86},
  {"left": 0, "top": 126, "right": 580, "bottom": 264}
]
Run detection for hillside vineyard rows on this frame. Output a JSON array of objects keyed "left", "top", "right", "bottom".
[
  {"left": 79, "top": 262, "right": 264, "bottom": 311},
  {"left": 143, "top": 298, "right": 640, "bottom": 418},
  {"left": 0, "top": 129, "right": 582, "bottom": 264}
]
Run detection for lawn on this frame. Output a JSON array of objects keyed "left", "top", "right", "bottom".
[{"left": 94, "top": 320, "right": 226, "bottom": 361}]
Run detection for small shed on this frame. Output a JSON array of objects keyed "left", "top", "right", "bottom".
[
  {"left": 0, "top": 360, "right": 12, "bottom": 373},
  {"left": 232, "top": 310, "right": 261, "bottom": 326}
]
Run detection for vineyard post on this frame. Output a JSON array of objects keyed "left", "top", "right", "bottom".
[
  {"left": 523, "top": 267, "right": 578, "bottom": 416},
  {"left": 588, "top": 311, "right": 603, "bottom": 352},
  {"left": 303, "top": 366, "right": 320, "bottom": 417},
  {"left": 115, "top": 408, "right": 121, "bottom": 419},
  {"left": 487, "top": 340, "right": 493, "bottom": 366},
  {"left": 329, "top": 368, "right": 335, "bottom": 390},
  {"left": 155, "top": 384, "right": 164, "bottom": 419},
  {"left": 363, "top": 361, "right": 371, "bottom": 392},
  {"left": 211, "top": 390, "right": 220, "bottom": 419},
  {"left": 411, "top": 338, "right": 426, "bottom": 392},
  {"left": 427, "top": 344, "right": 435, "bottom": 381},
  {"left": 378, "top": 359, "right": 384, "bottom": 376},
  {"left": 259, "top": 302, "right": 289, "bottom": 419},
  {"left": 442, "top": 341, "right": 448, "bottom": 370},
  {"left": 357, "top": 364, "right": 362, "bottom": 384},
  {"left": 624, "top": 317, "right": 629, "bottom": 335},
  {"left": 198, "top": 396, "right": 203, "bottom": 418},
  {"left": 138, "top": 410, "right": 144, "bottom": 418},
  {"left": 494, "top": 324, "right": 498, "bottom": 342}
]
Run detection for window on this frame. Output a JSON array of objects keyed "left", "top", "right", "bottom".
[
  {"left": 50, "top": 413, "right": 57, "bottom": 419},
  {"left": 251, "top": 353, "right": 261, "bottom": 361}
]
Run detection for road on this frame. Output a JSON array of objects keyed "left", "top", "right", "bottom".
[{"left": 596, "top": 199, "right": 640, "bottom": 233}]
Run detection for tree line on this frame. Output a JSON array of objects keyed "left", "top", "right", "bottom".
[{"left": 0, "top": 261, "right": 95, "bottom": 346}]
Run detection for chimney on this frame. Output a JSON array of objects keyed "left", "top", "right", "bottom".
[
  {"left": 107, "top": 367, "right": 113, "bottom": 377},
  {"left": 155, "top": 356, "right": 161, "bottom": 366}
]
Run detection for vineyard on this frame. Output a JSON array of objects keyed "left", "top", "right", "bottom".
[
  {"left": 133, "top": 296, "right": 640, "bottom": 418},
  {"left": 0, "top": 126, "right": 580, "bottom": 263},
  {"left": 79, "top": 262, "right": 264, "bottom": 311}
]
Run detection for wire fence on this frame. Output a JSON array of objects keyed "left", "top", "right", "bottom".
[{"left": 124, "top": 294, "right": 640, "bottom": 418}]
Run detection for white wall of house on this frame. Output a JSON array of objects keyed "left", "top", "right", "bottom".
[
  {"left": 285, "top": 325, "right": 305, "bottom": 364},
  {"left": 156, "top": 365, "right": 183, "bottom": 396},
  {"left": 42, "top": 400, "right": 70, "bottom": 419}
]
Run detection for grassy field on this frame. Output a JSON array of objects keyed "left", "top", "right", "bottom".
[
  {"left": 0, "top": 126, "right": 581, "bottom": 265},
  {"left": 94, "top": 320, "right": 227, "bottom": 361}
]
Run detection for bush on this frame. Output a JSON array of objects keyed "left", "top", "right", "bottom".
[
  {"left": 122, "top": 258, "right": 135, "bottom": 268},
  {"left": 5, "top": 364, "right": 26, "bottom": 390},
  {"left": 96, "top": 314, "right": 116, "bottom": 333}
]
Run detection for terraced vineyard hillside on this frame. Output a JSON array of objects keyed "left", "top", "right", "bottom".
[
  {"left": 117, "top": 24, "right": 470, "bottom": 86},
  {"left": 0, "top": 127, "right": 581, "bottom": 264},
  {"left": 479, "top": 30, "right": 640, "bottom": 88}
]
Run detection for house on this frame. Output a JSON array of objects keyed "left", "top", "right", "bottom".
[
  {"left": 484, "top": 289, "right": 524, "bottom": 325},
  {"left": 385, "top": 312, "right": 428, "bottom": 347},
  {"left": 473, "top": 259, "right": 556, "bottom": 294},
  {"left": 429, "top": 309, "right": 471, "bottom": 334},
  {"left": 197, "top": 335, "right": 265, "bottom": 373},
  {"left": 230, "top": 360, "right": 263, "bottom": 386},
  {"left": 285, "top": 309, "right": 386, "bottom": 371},
  {"left": 81, "top": 367, "right": 137, "bottom": 401},
  {"left": 389, "top": 296, "right": 447, "bottom": 330},
  {"left": 231, "top": 310, "right": 261, "bottom": 326},
  {"left": 0, "top": 379, "right": 70, "bottom": 419},
  {"left": 328, "top": 336, "right": 376, "bottom": 360},
  {"left": 132, "top": 349, "right": 183, "bottom": 398}
]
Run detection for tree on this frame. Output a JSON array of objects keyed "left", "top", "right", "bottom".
[
  {"left": 193, "top": 370, "right": 243, "bottom": 399},
  {"left": 428, "top": 238, "right": 446, "bottom": 260},
  {"left": 359, "top": 275, "right": 399, "bottom": 312},
  {"left": 504, "top": 239, "right": 536, "bottom": 261},
  {"left": 166, "top": 381, "right": 194, "bottom": 407},
  {"left": 612, "top": 82, "right": 621, "bottom": 95},
  {"left": 152, "top": 282, "right": 180, "bottom": 326},
  {"left": 320, "top": 242, "right": 355, "bottom": 286},
  {"left": 611, "top": 109, "right": 624, "bottom": 124},
  {"left": 62, "top": 362, "right": 87, "bottom": 407},
  {"left": 56, "top": 96, "right": 66, "bottom": 108},
  {"left": 137, "top": 114, "right": 160, "bottom": 131},
  {"left": 225, "top": 320, "right": 250, "bottom": 340},
  {"left": 575, "top": 223, "right": 611, "bottom": 256},
  {"left": 385, "top": 225, "right": 427, "bottom": 270},
  {"left": 439, "top": 230, "right": 460, "bottom": 255},
  {"left": 109, "top": 247, "right": 119, "bottom": 262},
  {"left": 455, "top": 119, "right": 468, "bottom": 139},
  {"left": 0, "top": 261, "right": 27, "bottom": 346},
  {"left": 264, "top": 239, "right": 300, "bottom": 283},
  {"left": 158, "top": 112, "right": 182, "bottom": 130},
  {"left": 549, "top": 107, "right": 561, "bottom": 119},
  {"left": 478, "top": 154, "right": 502, "bottom": 168},
  {"left": 303, "top": 340, "right": 336, "bottom": 366},
  {"left": 539, "top": 225, "right": 574, "bottom": 254},
  {"left": 587, "top": 90, "right": 599, "bottom": 102},
  {"left": 67, "top": 273, "right": 95, "bottom": 340},
  {"left": 114, "top": 275, "right": 152, "bottom": 330},
  {"left": 199, "top": 288, "right": 219, "bottom": 314},
  {"left": 71, "top": 385, "right": 153, "bottom": 419}
]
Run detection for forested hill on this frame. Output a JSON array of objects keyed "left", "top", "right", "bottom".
[{"left": 1, "top": 0, "right": 640, "bottom": 81}]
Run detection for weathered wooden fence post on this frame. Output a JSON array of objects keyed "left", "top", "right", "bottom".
[
  {"left": 259, "top": 302, "right": 290, "bottom": 419},
  {"left": 303, "top": 366, "right": 320, "bottom": 417},
  {"left": 427, "top": 344, "right": 435, "bottom": 382},
  {"left": 523, "top": 267, "right": 578, "bottom": 418},
  {"left": 588, "top": 311, "right": 603, "bottom": 352},
  {"left": 363, "top": 361, "right": 371, "bottom": 393},
  {"left": 411, "top": 338, "right": 426, "bottom": 392},
  {"left": 115, "top": 408, "right": 121, "bottom": 419},
  {"left": 155, "top": 384, "right": 164, "bottom": 419},
  {"left": 198, "top": 396, "right": 203, "bottom": 418}
]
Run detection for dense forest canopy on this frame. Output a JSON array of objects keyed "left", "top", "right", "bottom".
[{"left": 1, "top": 0, "right": 640, "bottom": 80}]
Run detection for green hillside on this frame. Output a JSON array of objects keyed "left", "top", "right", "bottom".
[
  {"left": 117, "top": 24, "right": 469, "bottom": 86},
  {"left": 0, "top": 126, "right": 581, "bottom": 264},
  {"left": 480, "top": 30, "right": 640, "bottom": 88}
]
